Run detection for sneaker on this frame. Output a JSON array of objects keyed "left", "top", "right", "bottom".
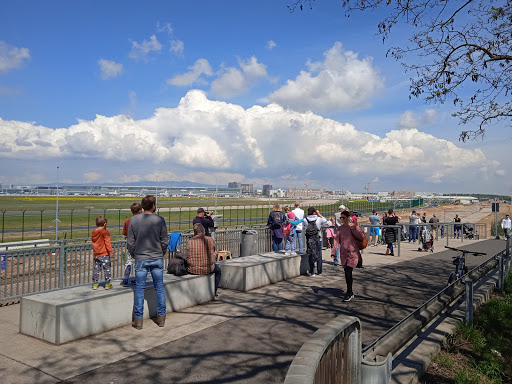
[
  {"left": 92, "top": 284, "right": 99, "bottom": 290},
  {"left": 291, "top": 251, "right": 297, "bottom": 255},
  {"left": 105, "top": 283, "right": 113, "bottom": 290},
  {"left": 120, "top": 280, "right": 129, "bottom": 287},
  {"left": 285, "top": 251, "right": 291, "bottom": 255},
  {"left": 343, "top": 293, "right": 354, "bottom": 302},
  {"left": 309, "top": 273, "right": 316, "bottom": 277}
]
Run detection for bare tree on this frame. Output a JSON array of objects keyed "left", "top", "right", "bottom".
[{"left": 288, "top": 0, "right": 512, "bottom": 141}]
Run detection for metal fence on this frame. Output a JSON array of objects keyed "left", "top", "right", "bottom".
[
  {"left": 285, "top": 241, "right": 511, "bottom": 383},
  {"left": 0, "top": 199, "right": 425, "bottom": 243},
  {"left": 0, "top": 227, "right": 272, "bottom": 301}
]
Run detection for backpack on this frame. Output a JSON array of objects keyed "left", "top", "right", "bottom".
[
  {"left": 305, "top": 218, "right": 319, "bottom": 237},
  {"left": 282, "top": 222, "right": 291, "bottom": 236},
  {"left": 167, "top": 252, "right": 188, "bottom": 276},
  {"left": 270, "top": 211, "right": 285, "bottom": 228}
]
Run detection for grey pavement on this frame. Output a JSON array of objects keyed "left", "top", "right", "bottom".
[{"left": 0, "top": 238, "right": 507, "bottom": 384}]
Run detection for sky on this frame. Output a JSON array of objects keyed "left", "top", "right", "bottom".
[{"left": 0, "top": 0, "right": 510, "bottom": 194}]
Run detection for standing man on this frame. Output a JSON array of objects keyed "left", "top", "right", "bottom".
[
  {"left": 502, "top": 214, "right": 511, "bottom": 238},
  {"left": 193, "top": 208, "right": 215, "bottom": 237},
  {"left": 409, "top": 210, "right": 420, "bottom": 243},
  {"left": 429, "top": 214, "right": 440, "bottom": 239},
  {"left": 292, "top": 201, "right": 305, "bottom": 252},
  {"left": 127, "top": 195, "right": 168, "bottom": 330},
  {"left": 303, "top": 207, "right": 327, "bottom": 277},
  {"left": 368, "top": 209, "right": 381, "bottom": 247},
  {"left": 453, "top": 214, "right": 462, "bottom": 239}
]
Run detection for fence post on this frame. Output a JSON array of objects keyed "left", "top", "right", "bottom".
[
  {"left": 465, "top": 279, "right": 474, "bottom": 325},
  {"left": 58, "top": 240, "right": 66, "bottom": 289},
  {"left": 506, "top": 236, "right": 511, "bottom": 278},
  {"left": 1, "top": 210, "right": 5, "bottom": 243},
  {"left": 40, "top": 209, "right": 44, "bottom": 239},
  {"left": 70, "top": 209, "right": 74, "bottom": 239},
  {"left": 21, "top": 210, "right": 26, "bottom": 241},
  {"left": 498, "top": 254, "right": 505, "bottom": 292}
]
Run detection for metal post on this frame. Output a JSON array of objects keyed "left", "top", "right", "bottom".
[
  {"left": 498, "top": 255, "right": 504, "bottom": 292},
  {"left": 397, "top": 227, "right": 401, "bottom": 257},
  {"left": 56, "top": 166, "right": 59, "bottom": 241},
  {"left": 495, "top": 210, "right": 499, "bottom": 239},
  {"left": 465, "top": 279, "right": 474, "bottom": 325},
  {"left": 58, "top": 240, "right": 65, "bottom": 289}
]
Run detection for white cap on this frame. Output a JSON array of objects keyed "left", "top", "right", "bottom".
[{"left": 339, "top": 204, "right": 347, "bottom": 210}]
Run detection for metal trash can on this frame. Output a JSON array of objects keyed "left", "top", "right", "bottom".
[{"left": 241, "top": 229, "right": 258, "bottom": 256}]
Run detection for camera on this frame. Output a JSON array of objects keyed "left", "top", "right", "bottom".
[{"left": 205, "top": 211, "right": 210, "bottom": 215}]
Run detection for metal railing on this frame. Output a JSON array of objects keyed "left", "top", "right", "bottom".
[
  {"left": 0, "top": 227, "right": 272, "bottom": 301},
  {"left": 285, "top": 241, "right": 511, "bottom": 383},
  {"left": 0, "top": 199, "right": 427, "bottom": 243}
]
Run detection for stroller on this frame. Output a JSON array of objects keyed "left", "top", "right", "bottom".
[
  {"left": 463, "top": 224, "right": 476, "bottom": 240},
  {"left": 418, "top": 227, "right": 434, "bottom": 252}
]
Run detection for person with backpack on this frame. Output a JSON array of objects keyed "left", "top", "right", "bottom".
[
  {"left": 267, "top": 204, "right": 287, "bottom": 252},
  {"left": 303, "top": 207, "right": 327, "bottom": 277},
  {"left": 284, "top": 212, "right": 304, "bottom": 255},
  {"left": 334, "top": 210, "right": 365, "bottom": 302}
]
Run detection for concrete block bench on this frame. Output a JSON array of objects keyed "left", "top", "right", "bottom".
[
  {"left": 216, "top": 251, "right": 308, "bottom": 292},
  {"left": 19, "top": 273, "right": 214, "bottom": 344}
]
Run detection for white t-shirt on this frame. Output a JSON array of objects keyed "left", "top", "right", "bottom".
[{"left": 292, "top": 208, "right": 304, "bottom": 230}]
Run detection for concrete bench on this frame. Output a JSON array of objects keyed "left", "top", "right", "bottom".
[
  {"left": 216, "top": 252, "right": 309, "bottom": 292},
  {"left": 19, "top": 274, "right": 214, "bottom": 345}
]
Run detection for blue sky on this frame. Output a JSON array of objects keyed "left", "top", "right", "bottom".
[{"left": 0, "top": 0, "right": 510, "bottom": 194}]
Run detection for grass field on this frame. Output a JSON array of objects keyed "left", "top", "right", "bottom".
[{"left": 0, "top": 196, "right": 421, "bottom": 242}]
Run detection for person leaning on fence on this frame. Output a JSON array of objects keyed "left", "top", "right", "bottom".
[
  {"left": 429, "top": 214, "right": 440, "bottom": 238},
  {"left": 127, "top": 195, "right": 168, "bottom": 330},
  {"left": 303, "top": 207, "right": 327, "bottom": 277},
  {"left": 383, "top": 209, "right": 399, "bottom": 256},
  {"left": 121, "top": 202, "right": 142, "bottom": 287},
  {"left": 502, "top": 214, "right": 511, "bottom": 238},
  {"left": 91, "top": 215, "right": 113, "bottom": 290},
  {"left": 335, "top": 210, "right": 364, "bottom": 302},
  {"left": 187, "top": 223, "right": 222, "bottom": 296},
  {"left": 408, "top": 210, "right": 421, "bottom": 243},
  {"left": 193, "top": 208, "right": 215, "bottom": 237},
  {"left": 267, "top": 204, "right": 286, "bottom": 252}
]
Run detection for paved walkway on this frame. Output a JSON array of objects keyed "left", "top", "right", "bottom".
[{"left": 0, "top": 238, "right": 506, "bottom": 384}]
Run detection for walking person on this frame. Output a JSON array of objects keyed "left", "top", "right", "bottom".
[
  {"left": 502, "top": 214, "right": 511, "bottom": 238},
  {"left": 383, "top": 209, "right": 399, "bottom": 256},
  {"left": 267, "top": 204, "right": 287, "bottom": 252},
  {"left": 127, "top": 195, "right": 168, "bottom": 330},
  {"left": 292, "top": 201, "right": 305, "bottom": 252},
  {"left": 335, "top": 210, "right": 365, "bottom": 301},
  {"left": 303, "top": 207, "right": 327, "bottom": 277}
]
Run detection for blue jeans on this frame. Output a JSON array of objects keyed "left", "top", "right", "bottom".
[
  {"left": 408, "top": 226, "right": 418, "bottom": 242},
  {"left": 387, "top": 242, "right": 394, "bottom": 255},
  {"left": 333, "top": 245, "right": 340, "bottom": 265},
  {"left": 285, "top": 233, "right": 296, "bottom": 252},
  {"left": 454, "top": 226, "right": 461, "bottom": 238},
  {"left": 296, "top": 230, "right": 304, "bottom": 252},
  {"left": 134, "top": 258, "right": 166, "bottom": 319},
  {"left": 272, "top": 236, "right": 283, "bottom": 252}
]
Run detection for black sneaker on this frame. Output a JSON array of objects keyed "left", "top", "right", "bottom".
[{"left": 343, "top": 293, "right": 354, "bottom": 302}]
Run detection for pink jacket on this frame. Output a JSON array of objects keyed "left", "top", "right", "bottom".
[{"left": 334, "top": 225, "right": 364, "bottom": 268}]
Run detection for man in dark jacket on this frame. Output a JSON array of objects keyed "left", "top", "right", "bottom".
[{"left": 193, "top": 208, "right": 215, "bottom": 237}]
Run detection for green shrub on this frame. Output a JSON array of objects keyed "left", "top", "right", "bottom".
[
  {"left": 475, "top": 358, "right": 504, "bottom": 381},
  {"left": 454, "top": 367, "right": 479, "bottom": 384}
]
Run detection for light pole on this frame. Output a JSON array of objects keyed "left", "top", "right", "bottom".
[{"left": 55, "top": 166, "right": 60, "bottom": 241}]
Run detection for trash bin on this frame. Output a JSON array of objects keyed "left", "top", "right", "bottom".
[{"left": 241, "top": 229, "right": 258, "bottom": 256}]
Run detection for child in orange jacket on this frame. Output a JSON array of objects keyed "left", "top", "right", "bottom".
[{"left": 91, "top": 215, "right": 113, "bottom": 290}]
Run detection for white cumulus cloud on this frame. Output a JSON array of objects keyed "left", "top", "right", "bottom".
[
  {"left": 0, "top": 90, "right": 498, "bottom": 189},
  {"left": 268, "top": 42, "right": 384, "bottom": 113},
  {"left": 129, "top": 35, "right": 162, "bottom": 61},
  {"left": 210, "top": 56, "right": 268, "bottom": 98},
  {"left": 0, "top": 41, "right": 30, "bottom": 74},
  {"left": 167, "top": 58, "right": 213, "bottom": 86},
  {"left": 398, "top": 108, "right": 438, "bottom": 129},
  {"left": 267, "top": 40, "right": 276, "bottom": 50},
  {"left": 98, "top": 59, "right": 123, "bottom": 80}
]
